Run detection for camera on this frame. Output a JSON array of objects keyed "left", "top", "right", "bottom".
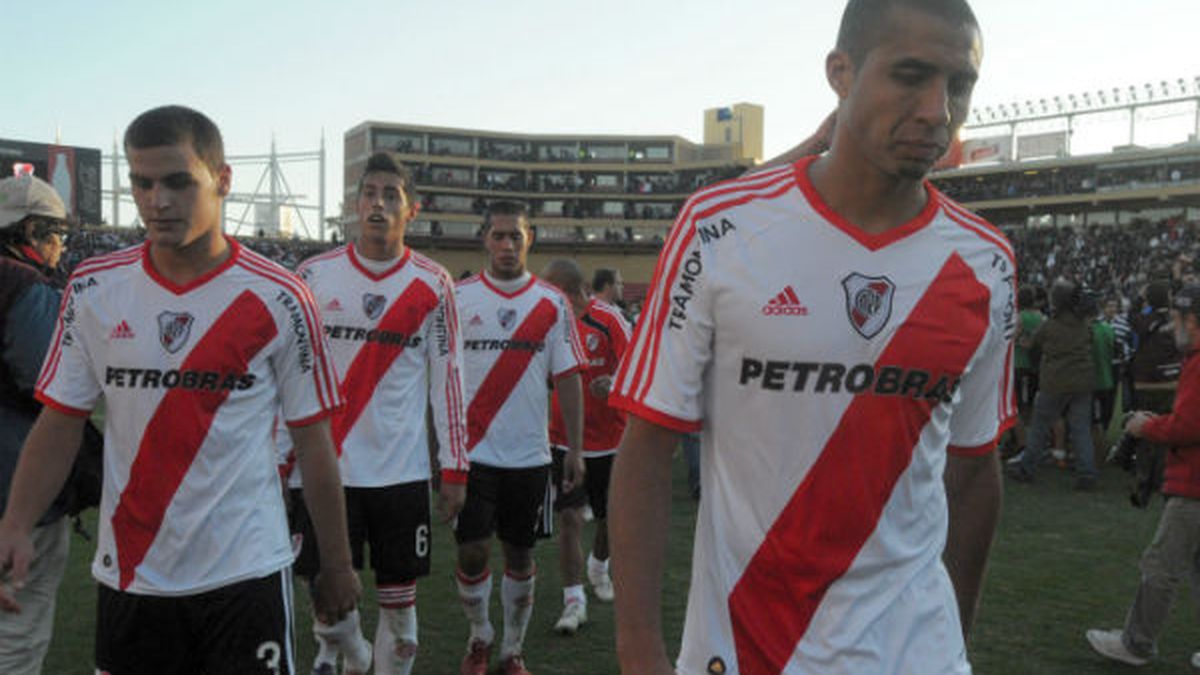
[{"left": 1106, "top": 414, "right": 1165, "bottom": 508}]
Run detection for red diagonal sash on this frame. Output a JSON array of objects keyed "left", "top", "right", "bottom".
[
  {"left": 111, "top": 290, "right": 278, "bottom": 590},
  {"left": 467, "top": 298, "right": 557, "bottom": 450},
  {"left": 332, "top": 282, "right": 439, "bottom": 450},
  {"left": 728, "top": 253, "right": 990, "bottom": 673}
]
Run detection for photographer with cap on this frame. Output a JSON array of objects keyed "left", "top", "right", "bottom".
[
  {"left": 0, "top": 176, "right": 70, "bottom": 287},
  {"left": 1087, "top": 283, "right": 1200, "bottom": 668},
  {"left": 0, "top": 175, "right": 72, "bottom": 674}
]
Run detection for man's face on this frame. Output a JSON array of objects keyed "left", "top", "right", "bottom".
[
  {"left": 1104, "top": 300, "right": 1118, "bottom": 320},
  {"left": 356, "top": 171, "right": 415, "bottom": 255},
  {"left": 610, "top": 271, "right": 624, "bottom": 302},
  {"left": 831, "top": 6, "right": 982, "bottom": 180},
  {"left": 128, "top": 143, "right": 229, "bottom": 251},
  {"left": 484, "top": 214, "right": 531, "bottom": 279}
]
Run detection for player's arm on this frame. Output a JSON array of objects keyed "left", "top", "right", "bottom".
[
  {"left": 943, "top": 450, "right": 1001, "bottom": 639},
  {"left": 610, "top": 415, "right": 679, "bottom": 675},
  {"left": 556, "top": 371, "right": 585, "bottom": 491},
  {"left": 0, "top": 408, "right": 85, "bottom": 612},
  {"left": 289, "top": 419, "right": 360, "bottom": 623},
  {"left": 427, "top": 280, "right": 469, "bottom": 522}
]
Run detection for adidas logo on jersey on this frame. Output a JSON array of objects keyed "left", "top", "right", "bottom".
[
  {"left": 324, "top": 298, "right": 343, "bottom": 312},
  {"left": 109, "top": 320, "right": 136, "bottom": 340},
  {"left": 762, "top": 286, "right": 809, "bottom": 316},
  {"left": 469, "top": 314, "right": 484, "bottom": 327}
]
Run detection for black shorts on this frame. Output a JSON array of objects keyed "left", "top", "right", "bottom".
[
  {"left": 95, "top": 568, "right": 294, "bottom": 675},
  {"left": 551, "top": 448, "right": 615, "bottom": 520},
  {"left": 289, "top": 481, "right": 431, "bottom": 585},
  {"left": 455, "top": 462, "right": 551, "bottom": 548}
]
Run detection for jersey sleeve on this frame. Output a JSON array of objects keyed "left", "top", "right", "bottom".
[
  {"left": 426, "top": 272, "right": 470, "bottom": 483},
  {"left": 609, "top": 218, "right": 710, "bottom": 433},
  {"left": 948, "top": 273, "right": 1017, "bottom": 456},
  {"left": 33, "top": 275, "right": 101, "bottom": 417},
  {"left": 549, "top": 291, "right": 587, "bottom": 379},
  {"left": 606, "top": 305, "right": 633, "bottom": 362},
  {"left": 273, "top": 283, "right": 343, "bottom": 427}
]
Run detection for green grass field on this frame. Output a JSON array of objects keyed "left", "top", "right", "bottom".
[{"left": 39, "top": 445, "right": 1200, "bottom": 674}]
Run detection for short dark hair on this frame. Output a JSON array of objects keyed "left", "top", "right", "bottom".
[
  {"left": 543, "top": 259, "right": 585, "bottom": 296},
  {"left": 481, "top": 200, "right": 530, "bottom": 233},
  {"left": 124, "top": 105, "right": 225, "bottom": 175},
  {"left": 593, "top": 268, "right": 618, "bottom": 294},
  {"left": 1017, "top": 285, "right": 1035, "bottom": 310},
  {"left": 357, "top": 151, "right": 418, "bottom": 205},
  {"left": 836, "top": 0, "right": 979, "bottom": 64}
]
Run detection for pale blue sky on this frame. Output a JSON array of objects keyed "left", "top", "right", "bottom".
[{"left": 3, "top": 0, "right": 1196, "bottom": 228}]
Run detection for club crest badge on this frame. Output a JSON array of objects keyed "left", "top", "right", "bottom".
[
  {"left": 157, "top": 311, "right": 195, "bottom": 354},
  {"left": 841, "top": 273, "right": 896, "bottom": 339},
  {"left": 586, "top": 333, "right": 600, "bottom": 352},
  {"left": 362, "top": 293, "right": 387, "bottom": 320},
  {"left": 497, "top": 308, "right": 518, "bottom": 330}
]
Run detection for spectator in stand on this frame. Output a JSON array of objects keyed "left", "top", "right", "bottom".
[{"left": 1011, "top": 280, "right": 1100, "bottom": 490}]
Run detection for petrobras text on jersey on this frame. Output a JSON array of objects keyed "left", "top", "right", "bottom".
[
  {"left": 324, "top": 323, "right": 423, "bottom": 347},
  {"left": 738, "top": 357, "right": 961, "bottom": 403},
  {"left": 104, "top": 366, "right": 256, "bottom": 391}
]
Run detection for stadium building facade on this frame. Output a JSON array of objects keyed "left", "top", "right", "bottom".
[{"left": 341, "top": 104, "right": 762, "bottom": 285}]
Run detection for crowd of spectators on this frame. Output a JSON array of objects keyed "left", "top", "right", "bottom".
[
  {"left": 1005, "top": 217, "right": 1199, "bottom": 304},
  {"left": 935, "top": 157, "right": 1200, "bottom": 203}
]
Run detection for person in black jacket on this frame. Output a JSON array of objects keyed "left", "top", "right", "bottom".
[{"left": 0, "top": 175, "right": 71, "bottom": 674}]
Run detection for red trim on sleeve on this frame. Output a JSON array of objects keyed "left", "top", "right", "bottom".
[
  {"left": 608, "top": 394, "right": 702, "bottom": 433},
  {"left": 285, "top": 406, "right": 340, "bottom": 428},
  {"left": 441, "top": 469, "right": 469, "bottom": 485},
  {"left": 33, "top": 391, "right": 92, "bottom": 418},
  {"left": 947, "top": 441, "right": 997, "bottom": 457},
  {"left": 552, "top": 364, "right": 586, "bottom": 381}
]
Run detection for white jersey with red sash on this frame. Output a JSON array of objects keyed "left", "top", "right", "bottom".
[
  {"left": 294, "top": 244, "right": 469, "bottom": 487},
  {"left": 36, "top": 238, "right": 342, "bottom": 596},
  {"left": 610, "top": 158, "right": 1016, "bottom": 674},
  {"left": 456, "top": 273, "right": 586, "bottom": 469}
]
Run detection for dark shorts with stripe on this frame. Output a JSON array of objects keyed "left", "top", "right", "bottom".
[
  {"left": 95, "top": 568, "right": 294, "bottom": 675},
  {"left": 551, "top": 447, "right": 615, "bottom": 519},
  {"left": 455, "top": 462, "right": 551, "bottom": 548},
  {"left": 289, "top": 481, "right": 432, "bottom": 585}
]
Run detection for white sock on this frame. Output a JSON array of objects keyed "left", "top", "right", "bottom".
[
  {"left": 375, "top": 604, "right": 418, "bottom": 675},
  {"left": 587, "top": 552, "right": 609, "bottom": 580},
  {"left": 563, "top": 584, "right": 586, "bottom": 607},
  {"left": 312, "top": 608, "right": 365, "bottom": 667},
  {"left": 501, "top": 568, "right": 536, "bottom": 659},
  {"left": 456, "top": 568, "right": 495, "bottom": 645}
]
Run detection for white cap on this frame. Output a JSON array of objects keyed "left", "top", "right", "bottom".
[{"left": 0, "top": 175, "right": 67, "bottom": 229}]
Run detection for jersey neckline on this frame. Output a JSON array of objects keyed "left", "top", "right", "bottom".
[
  {"left": 480, "top": 271, "right": 536, "bottom": 299},
  {"left": 141, "top": 235, "right": 241, "bottom": 295},
  {"left": 348, "top": 244, "right": 411, "bottom": 281},
  {"left": 792, "top": 155, "right": 940, "bottom": 251}
]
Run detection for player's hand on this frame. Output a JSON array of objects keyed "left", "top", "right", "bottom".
[
  {"left": 436, "top": 482, "right": 467, "bottom": 523},
  {"left": 311, "top": 566, "right": 361, "bottom": 624},
  {"left": 0, "top": 523, "right": 34, "bottom": 614},
  {"left": 1125, "top": 411, "right": 1156, "bottom": 438},
  {"left": 745, "top": 109, "right": 837, "bottom": 175},
  {"left": 562, "top": 450, "right": 586, "bottom": 493},
  {"left": 589, "top": 375, "right": 613, "bottom": 399}
]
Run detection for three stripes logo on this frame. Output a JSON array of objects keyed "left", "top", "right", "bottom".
[
  {"left": 762, "top": 285, "right": 809, "bottom": 316},
  {"left": 109, "top": 320, "right": 136, "bottom": 340}
]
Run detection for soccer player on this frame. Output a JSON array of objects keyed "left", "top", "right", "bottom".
[
  {"left": 454, "top": 201, "right": 586, "bottom": 675},
  {"left": 0, "top": 105, "right": 359, "bottom": 674},
  {"left": 544, "top": 259, "right": 632, "bottom": 635},
  {"left": 286, "top": 151, "right": 469, "bottom": 675},
  {"left": 591, "top": 268, "right": 624, "bottom": 309},
  {"left": 608, "top": 0, "right": 1013, "bottom": 673}
]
